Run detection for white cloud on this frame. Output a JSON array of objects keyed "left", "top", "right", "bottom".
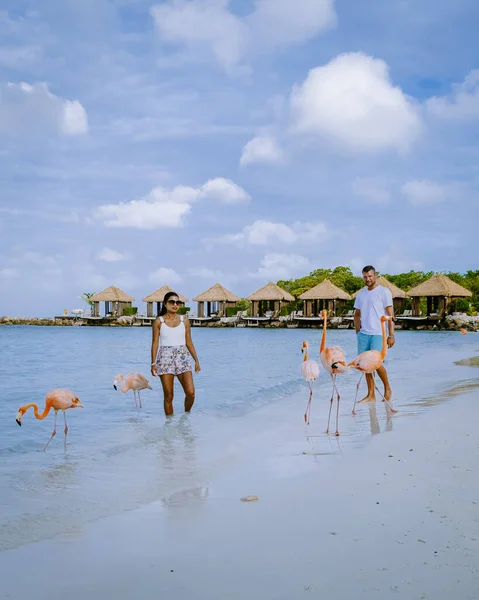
[
  {"left": 247, "top": 0, "right": 336, "bottom": 51},
  {"left": 9, "top": 251, "right": 57, "bottom": 266},
  {"left": 0, "top": 82, "right": 88, "bottom": 136},
  {"left": 199, "top": 177, "right": 251, "bottom": 203},
  {"left": 93, "top": 177, "right": 250, "bottom": 229},
  {"left": 151, "top": 0, "right": 249, "bottom": 73},
  {"left": 240, "top": 136, "right": 284, "bottom": 166},
  {"left": 96, "top": 247, "right": 128, "bottom": 262},
  {"left": 352, "top": 178, "right": 391, "bottom": 204},
  {"left": 148, "top": 267, "right": 183, "bottom": 285},
  {"left": 401, "top": 180, "right": 452, "bottom": 205},
  {"left": 426, "top": 70, "right": 479, "bottom": 121},
  {"left": 151, "top": 0, "right": 336, "bottom": 72},
  {"left": 205, "top": 219, "right": 328, "bottom": 248},
  {"left": 249, "top": 252, "right": 311, "bottom": 280},
  {"left": 289, "top": 52, "right": 421, "bottom": 153}
]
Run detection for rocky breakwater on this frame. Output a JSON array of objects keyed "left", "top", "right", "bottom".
[
  {"left": 444, "top": 313, "right": 479, "bottom": 332},
  {"left": 0, "top": 316, "right": 74, "bottom": 326}
]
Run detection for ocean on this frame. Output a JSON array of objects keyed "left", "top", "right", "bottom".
[{"left": 0, "top": 325, "right": 478, "bottom": 552}]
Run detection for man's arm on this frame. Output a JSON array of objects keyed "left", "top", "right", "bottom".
[{"left": 354, "top": 308, "right": 361, "bottom": 334}]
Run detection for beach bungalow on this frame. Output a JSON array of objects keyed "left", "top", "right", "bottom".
[
  {"left": 89, "top": 286, "right": 135, "bottom": 317},
  {"left": 406, "top": 273, "right": 472, "bottom": 319},
  {"left": 352, "top": 276, "right": 408, "bottom": 314},
  {"left": 142, "top": 285, "right": 189, "bottom": 318},
  {"left": 299, "top": 279, "right": 351, "bottom": 317},
  {"left": 193, "top": 283, "right": 241, "bottom": 318},
  {"left": 246, "top": 282, "right": 295, "bottom": 318}
]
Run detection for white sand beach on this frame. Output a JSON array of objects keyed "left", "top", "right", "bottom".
[{"left": 1, "top": 375, "right": 478, "bottom": 600}]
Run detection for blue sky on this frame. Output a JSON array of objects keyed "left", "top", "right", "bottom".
[{"left": 1, "top": 0, "right": 478, "bottom": 316}]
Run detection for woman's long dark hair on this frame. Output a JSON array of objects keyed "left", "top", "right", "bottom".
[{"left": 159, "top": 291, "right": 179, "bottom": 316}]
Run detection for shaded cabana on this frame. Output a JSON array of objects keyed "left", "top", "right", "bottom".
[
  {"left": 142, "top": 285, "right": 188, "bottom": 318},
  {"left": 89, "top": 286, "right": 135, "bottom": 317},
  {"left": 193, "top": 283, "right": 241, "bottom": 318},
  {"left": 246, "top": 282, "right": 294, "bottom": 317},
  {"left": 406, "top": 273, "right": 472, "bottom": 318},
  {"left": 352, "top": 276, "right": 408, "bottom": 313},
  {"left": 300, "top": 279, "right": 351, "bottom": 317}
]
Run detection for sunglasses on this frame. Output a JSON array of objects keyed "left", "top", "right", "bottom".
[{"left": 167, "top": 300, "right": 183, "bottom": 305}]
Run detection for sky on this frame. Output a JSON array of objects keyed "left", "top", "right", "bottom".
[{"left": 1, "top": 0, "right": 479, "bottom": 317}]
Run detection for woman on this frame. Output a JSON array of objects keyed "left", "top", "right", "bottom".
[{"left": 151, "top": 291, "right": 201, "bottom": 416}]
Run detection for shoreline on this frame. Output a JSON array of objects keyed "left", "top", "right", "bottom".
[
  {"left": 1, "top": 366, "right": 479, "bottom": 598},
  {"left": 1, "top": 315, "right": 477, "bottom": 331}
]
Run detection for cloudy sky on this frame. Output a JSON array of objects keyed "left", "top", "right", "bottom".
[{"left": 1, "top": 0, "right": 478, "bottom": 316}]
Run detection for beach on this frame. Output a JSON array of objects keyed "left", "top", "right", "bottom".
[{"left": 0, "top": 333, "right": 478, "bottom": 599}]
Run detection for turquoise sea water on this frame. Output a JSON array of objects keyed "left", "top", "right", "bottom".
[{"left": 0, "top": 325, "right": 478, "bottom": 552}]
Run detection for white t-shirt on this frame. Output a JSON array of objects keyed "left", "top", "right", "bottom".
[{"left": 354, "top": 285, "right": 393, "bottom": 335}]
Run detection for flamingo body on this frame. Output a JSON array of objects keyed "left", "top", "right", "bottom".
[
  {"left": 15, "top": 389, "right": 84, "bottom": 451},
  {"left": 113, "top": 373, "right": 152, "bottom": 408}
]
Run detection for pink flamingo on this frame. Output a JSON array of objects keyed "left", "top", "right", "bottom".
[
  {"left": 349, "top": 316, "right": 398, "bottom": 415},
  {"left": 15, "top": 389, "right": 84, "bottom": 451},
  {"left": 319, "top": 309, "right": 350, "bottom": 436},
  {"left": 301, "top": 341, "right": 320, "bottom": 424},
  {"left": 113, "top": 373, "right": 152, "bottom": 408}
]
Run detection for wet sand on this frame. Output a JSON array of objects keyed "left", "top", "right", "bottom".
[{"left": 1, "top": 387, "right": 478, "bottom": 600}]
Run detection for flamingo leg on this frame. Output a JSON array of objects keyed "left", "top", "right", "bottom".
[
  {"left": 63, "top": 411, "right": 69, "bottom": 448},
  {"left": 133, "top": 390, "right": 137, "bottom": 408},
  {"left": 332, "top": 374, "right": 340, "bottom": 436},
  {"left": 43, "top": 410, "right": 58, "bottom": 452},
  {"left": 352, "top": 373, "right": 364, "bottom": 415},
  {"left": 304, "top": 382, "right": 313, "bottom": 424},
  {"left": 326, "top": 375, "right": 335, "bottom": 434},
  {"left": 138, "top": 390, "right": 142, "bottom": 409}
]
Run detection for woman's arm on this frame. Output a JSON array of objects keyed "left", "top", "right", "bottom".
[
  {"left": 150, "top": 319, "right": 161, "bottom": 376},
  {"left": 184, "top": 317, "right": 201, "bottom": 372}
]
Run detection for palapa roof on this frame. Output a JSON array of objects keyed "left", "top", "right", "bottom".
[
  {"left": 142, "top": 285, "right": 188, "bottom": 303},
  {"left": 407, "top": 273, "right": 472, "bottom": 298},
  {"left": 352, "top": 276, "right": 408, "bottom": 299},
  {"left": 193, "top": 283, "right": 241, "bottom": 303},
  {"left": 299, "top": 279, "right": 351, "bottom": 301},
  {"left": 89, "top": 286, "right": 134, "bottom": 302},
  {"left": 246, "top": 281, "right": 295, "bottom": 302}
]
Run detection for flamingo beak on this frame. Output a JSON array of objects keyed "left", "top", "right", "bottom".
[
  {"left": 16, "top": 418, "right": 21, "bottom": 426},
  {"left": 16, "top": 411, "right": 22, "bottom": 426},
  {"left": 113, "top": 384, "right": 117, "bottom": 390}
]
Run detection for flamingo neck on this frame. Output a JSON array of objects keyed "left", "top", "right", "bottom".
[
  {"left": 320, "top": 313, "right": 327, "bottom": 353},
  {"left": 303, "top": 345, "right": 309, "bottom": 361},
  {"left": 119, "top": 376, "right": 129, "bottom": 393},
  {"left": 380, "top": 319, "right": 388, "bottom": 359},
  {"left": 22, "top": 403, "right": 51, "bottom": 420}
]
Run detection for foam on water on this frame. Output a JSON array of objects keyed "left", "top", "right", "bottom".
[{"left": 0, "top": 325, "right": 478, "bottom": 551}]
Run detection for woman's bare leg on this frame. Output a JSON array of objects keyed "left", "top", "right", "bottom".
[
  {"left": 159, "top": 374, "right": 175, "bottom": 415},
  {"left": 177, "top": 370, "right": 195, "bottom": 412}
]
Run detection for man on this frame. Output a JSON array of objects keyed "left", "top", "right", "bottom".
[{"left": 353, "top": 265, "right": 395, "bottom": 403}]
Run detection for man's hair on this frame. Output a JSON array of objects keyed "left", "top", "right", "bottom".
[{"left": 362, "top": 265, "right": 376, "bottom": 274}]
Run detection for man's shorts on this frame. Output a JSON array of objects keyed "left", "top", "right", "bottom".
[{"left": 357, "top": 332, "right": 383, "bottom": 354}]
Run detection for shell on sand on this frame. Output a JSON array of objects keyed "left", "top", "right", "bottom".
[{"left": 240, "top": 495, "right": 259, "bottom": 502}]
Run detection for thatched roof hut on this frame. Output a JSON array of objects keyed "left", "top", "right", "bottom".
[
  {"left": 300, "top": 279, "right": 351, "bottom": 316},
  {"left": 193, "top": 283, "right": 241, "bottom": 318},
  {"left": 407, "top": 274, "right": 471, "bottom": 317},
  {"left": 246, "top": 282, "right": 294, "bottom": 317},
  {"left": 352, "top": 276, "right": 407, "bottom": 300},
  {"left": 89, "top": 286, "right": 135, "bottom": 317},
  {"left": 142, "top": 285, "right": 188, "bottom": 318}
]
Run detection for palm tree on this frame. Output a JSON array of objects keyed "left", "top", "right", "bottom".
[{"left": 79, "top": 293, "right": 95, "bottom": 306}]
